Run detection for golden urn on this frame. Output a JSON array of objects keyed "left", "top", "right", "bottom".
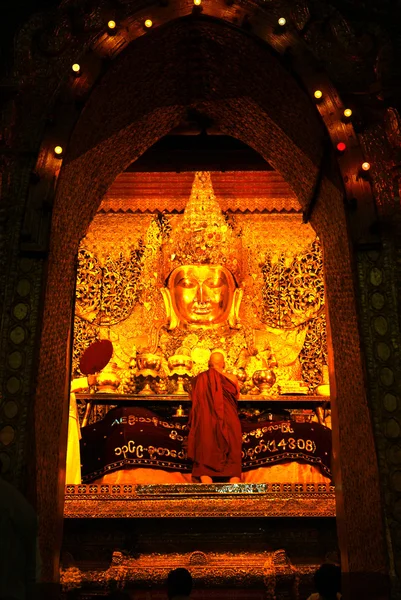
[
  {"left": 136, "top": 352, "right": 161, "bottom": 395},
  {"left": 232, "top": 367, "right": 247, "bottom": 384},
  {"left": 252, "top": 369, "right": 276, "bottom": 395},
  {"left": 168, "top": 348, "right": 192, "bottom": 395},
  {"left": 136, "top": 352, "right": 161, "bottom": 375},
  {"left": 168, "top": 349, "right": 193, "bottom": 376},
  {"left": 96, "top": 362, "right": 121, "bottom": 393}
]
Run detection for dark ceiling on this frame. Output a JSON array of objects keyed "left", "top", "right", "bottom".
[
  {"left": 125, "top": 134, "right": 272, "bottom": 172},
  {"left": 1, "top": 0, "right": 399, "bottom": 78}
]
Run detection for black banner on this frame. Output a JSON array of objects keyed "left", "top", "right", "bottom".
[{"left": 80, "top": 407, "right": 332, "bottom": 482}]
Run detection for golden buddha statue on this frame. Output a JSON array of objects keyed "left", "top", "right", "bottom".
[
  {"left": 72, "top": 171, "right": 327, "bottom": 397},
  {"left": 143, "top": 172, "right": 306, "bottom": 391},
  {"left": 97, "top": 170, "right": 324, "bottom": 397}
]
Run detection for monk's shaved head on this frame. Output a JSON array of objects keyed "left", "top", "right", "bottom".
[{"left": 209, "top": 352, "right": 225, "bottom": 369}]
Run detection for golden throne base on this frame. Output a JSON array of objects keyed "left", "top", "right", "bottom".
[
  {"left": 64, "top": 482, "right": 335, "bottom": 519},
  {"left": 63, "top": 484, "right": 336, "bottom": 598}
]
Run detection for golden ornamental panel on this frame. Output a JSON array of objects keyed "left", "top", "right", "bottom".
[
  {"left": 72, "top": 213, "right": 327, "bottom": 394},
  {"left": 64, "top": 483, "right": 335, "bottom": 518},
  {"left": 60, "top": 548, "right": 316, "bottom": 595}
]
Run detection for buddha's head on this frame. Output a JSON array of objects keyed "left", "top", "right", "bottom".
[
  {"left": 159, "top": 172, "right": 244, "bottom": 329},
  {"left": 162, "top": 264, "right": 242, "bottom": 329}
]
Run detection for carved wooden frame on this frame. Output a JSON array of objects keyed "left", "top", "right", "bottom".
[
  {"left": 64, "top": 482, "right": 335, "bottom": 518},
  {"left": 60, "top": 548, "right": 317, "bottom": 595}
]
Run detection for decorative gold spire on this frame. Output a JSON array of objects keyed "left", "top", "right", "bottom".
[
  {"left": 181, "top": 171, "right": 227, "bottom": 232},
  {"left": 163, "top": 172, "right": 243, "bottom": 282}
]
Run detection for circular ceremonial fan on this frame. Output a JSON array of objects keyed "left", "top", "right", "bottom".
[{"left": 79, "top": 339, "right": 113, "bottom": 375}]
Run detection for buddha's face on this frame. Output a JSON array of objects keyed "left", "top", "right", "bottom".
[{"left": 168, "top": 265, "right": 236, "bottom": 326}]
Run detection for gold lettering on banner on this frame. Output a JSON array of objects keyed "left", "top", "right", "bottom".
[
  {"left": 246, "top": 423, "right": 295, "bottom": 438},
  {"left": 244, "top": 437, "right": 316, "bottom": 457},
  {"left": 111, "top": 416, "right": 187, "bottom": 429},
  {"left": 113, "top": 441, "right": 190, "bottom": 461}
]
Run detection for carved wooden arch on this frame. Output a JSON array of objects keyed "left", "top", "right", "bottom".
[
  {"left": 25, "top": 15, "right": 387, "bottom": 591},
  {"left": 18, "top": 4, "right": 377, "bottom": 250}
]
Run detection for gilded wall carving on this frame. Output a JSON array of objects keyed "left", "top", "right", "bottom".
[
  {"left": 71, "top": 203, "right": 328, "bottom": 408},
  {"left": 60, "top": 549, "right": 299, "bottom": 598},
  {"left": 261, "top": 239, "right": 327, "bottom": 390}
]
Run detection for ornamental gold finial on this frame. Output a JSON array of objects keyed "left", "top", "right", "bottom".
[{"left": 161, "top": 171, "right": 244, "bottom": 282}]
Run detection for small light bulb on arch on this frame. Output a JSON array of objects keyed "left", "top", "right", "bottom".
[
  {"left": 278, "top": 17, "right": 286, "bottom": 26},
  {"left": 194, "top": 0, "right": 202, "bottom": 5},
  {"left": 107, "top": 20, "right": 116, "bottom": 30},
  {"left": 344, "top": 108, "right": 352, "bottom": 118},
  {"left": 362, "top": 162, "right": 371, "bottom": 171},
  {"left": 72, "top": 63, "right": 81, "bottom": 75},
  {"left": 337, "top": 142, "right": 346, "bottom": 153},
  {"left": 314, "top": 90, "right": 323, "bottom": 100},
  {"left": 54, "top": 146, "right": 63, "bottom": 156},
  {"left": 144, "top": 19, "right": 153, "bottom": 28}
]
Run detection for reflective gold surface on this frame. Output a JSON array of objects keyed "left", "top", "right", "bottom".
[
  {"left": 72, "top": 172, "right": 328, "bottom": 411},
  {"left": 64, "top": 482, "right": 335, "bottom": 518},
  {"left": 168, "top": 264, "right": 236, "bottom": 327},
  {"left": 252, "top": 369, "right": 276, "bottom": 395},
  {"left": 61, "top": 548, "right": 313, "bottom": 592}
]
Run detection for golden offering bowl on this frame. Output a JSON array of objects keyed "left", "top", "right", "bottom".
[
  {"left": 168, "top": 354, "right": 193, "bottom": 376},
  {"left": 96, "top": 363, "right": 120, "bottom": 393},
  {"left": 252, "top": 369, "right": 276, "bottom": 395},
  {"left": 232, "top": 367, "right": 247, "bottom": 383},
  {"left": 136, "top": 353, "right": 161, "bottom": 372},
  {"left": 136, "top": 353, "right": 161, "bottom": 395}
]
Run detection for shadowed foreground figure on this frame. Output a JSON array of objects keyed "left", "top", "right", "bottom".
[
  {"left": 188, "top": 351, "right": 242, "bottom": 483},
  {"left": 307, "top": 563, "right": 342, "bottom": 600},
  {"left": 0, "top": 475, "right": 41, "bottom": 600},
  {"left": 167, "top": 568, "right": 193, "bottom": 600}
]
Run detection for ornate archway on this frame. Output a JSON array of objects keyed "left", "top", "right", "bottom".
[
  {"left": 30, "top": 17, "right": 386, "bottom": 585},
  {"left": 0, "top": 8, "right": 392, "bottom": 596}
]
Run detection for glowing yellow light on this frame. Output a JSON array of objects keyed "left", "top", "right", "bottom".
[
  {"left": 278, "top": 17, "right": 286, "bottom": 26},
  {"left": 194, "top": 0, "right": 202, "bottom": 5},
  {"left": 314, "top": 90, "right": 323, "bottom": 99},
  {"left": 54, "top": 146, "right": 63, "bottom": 156},
  {"left": 144, "top": 19, "right": 153, "bottom": 28},
  {"left": 344, "top": 108, "right": 352, "bottom": 118},
  {"left": 107, "top": 20, "right": 116, "bottom": 30},
  {"left": 72, "top": 63, "right": 81, "bottom": 74},
  {"left": 362, "top": 162, "right": 371, "bottom": 171}
]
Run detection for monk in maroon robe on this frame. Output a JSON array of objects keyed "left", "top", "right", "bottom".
[{"left": 187, "top": 352, "right": 242, "bottom": 483}]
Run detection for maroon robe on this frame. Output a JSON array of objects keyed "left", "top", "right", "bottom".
[{"left": 187, "top": 368, "right": 242, "bottom": 478}]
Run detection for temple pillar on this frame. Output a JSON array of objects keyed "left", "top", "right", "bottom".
[{"left": 311, "top": 178, "right": 390, "bottom": 598}]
